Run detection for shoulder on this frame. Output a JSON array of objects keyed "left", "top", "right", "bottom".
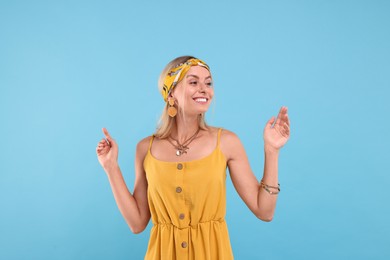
[
  {"left": 135, "top": 135, "right": 153, "bottom": 159},
  {"left": 206, "top": 126, "right": 237, "bottom": 137},
  {"left": 204, "top": 126, "right": 221, "bottom": 137},
  {"left": 217, "top": 128, "right": 244, "bottom": 161},
  {"left": 220, "top": 128, "right": 241, "bottom": 145},
  {"left": 205, "top": 126, "right": 241, "bottom": 144}
]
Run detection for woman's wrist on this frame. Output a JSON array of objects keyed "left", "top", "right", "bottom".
[
  {"left": 104, "top": 162, "right": 120, "bottom": 176},
  {"left": 264, "top": 144, "right": 280, "bottom": 155}
]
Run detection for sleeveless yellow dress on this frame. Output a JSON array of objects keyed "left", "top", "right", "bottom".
[{"left": 143, "top": 128, "right": 234, "bottom": 260}]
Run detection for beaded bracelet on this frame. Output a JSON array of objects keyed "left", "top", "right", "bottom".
[{"left": 260, "top": 180, "right": 280, "bottom": 195}]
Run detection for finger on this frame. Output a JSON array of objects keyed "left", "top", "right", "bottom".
[
  {"left": 283, "top": 130, "right": 290, "bottom": 138},
  {"left": 98, "top": 140, "right": 107, "bottom": 147},
  {"left": 281, "top": 113, "right": 290, "bottom": 126},
  {"left": 97, "top": 144, "right": 106, "bottom": 150},
  {"left": 284, "top": 107, "right": 290, "bottom": 122},
  {"left": 97, "top": 145, "right": 109, "bottom": 155},
  {"left": 279, "top": 114, "right": 288, "bottom": 126},
  {"left": 267, "top": 116, "right": 276, "bottom": 127},
  {"left": 276, "top": 121, "right": 289, "bottom": 134},
  {"left": 280, "top": 107, "right": 290, "bottom": 125},
  {"left": 275, "top": 106, "right": 286, "bottom": 126},
  {"left": 97, "top": 140, "right": 109, "bottom": 148},
  {"left": 284, "top": 125, "right": 290, "bottom": 137},
  {"left": 96, "top": 147, "right": 103, "bottom": 155},
  {"left": 102, "top": 128, "right": 114, "bottom": 146},
  {"left": 102, "top": 128, "right": 111, "bottom": 139},
  {"left": 279, "top": 125, "right": 289, "bottom": 137},
  {"left": 98, "top": 139, "right": 109, "bottom": 149},
  {"left": 284, "top": 126, "right": 290, "bottom": 136},
  {"left": 102, "top": 145, "right": 110, "bottom": 154},
  {"left": 282, "top": 121, "right": 290, "bottom": 129}
]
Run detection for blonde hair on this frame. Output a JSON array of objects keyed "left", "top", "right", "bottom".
[{"left": 155, "top": 55, "right": 209, "bottom": 138}]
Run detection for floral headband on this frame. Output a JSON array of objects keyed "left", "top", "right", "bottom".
[{"left": 161, "top": 58, "right": 210, "bottom": 102}]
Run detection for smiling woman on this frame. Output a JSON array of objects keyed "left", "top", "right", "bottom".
[
  {"left": 96, "top": 56, "right": 291, "bottom": 259},
  {"left": 155, "top": 56, "right": 212, "bottom": 139}
]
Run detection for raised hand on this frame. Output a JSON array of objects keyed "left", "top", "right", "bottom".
[
  {"left": 263, "top": 106, "right": 290, "bottom": 151},
  {"left": 96, "top": 128, "right": 119, "bottom": 172}
]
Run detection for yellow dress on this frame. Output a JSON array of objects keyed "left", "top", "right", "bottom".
[{"left": 143, "top": 128, "right": 234, "bottom": 260}]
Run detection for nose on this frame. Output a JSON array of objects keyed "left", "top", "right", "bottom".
[{"left": 198, "top": 82, "right": 206, "bottom": 93}]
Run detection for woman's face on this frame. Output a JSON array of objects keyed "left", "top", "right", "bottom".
[{"left": 172, "top": 65, "right": 214, "bottom": 116}]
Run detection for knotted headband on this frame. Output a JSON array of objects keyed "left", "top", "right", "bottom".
[{"left": 162, "top": 58, "right": 210, "bottom": 102}]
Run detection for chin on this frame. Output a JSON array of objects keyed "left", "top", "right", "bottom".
[{"left": 187, "top": 109, "right": 209, "bottom": 117}]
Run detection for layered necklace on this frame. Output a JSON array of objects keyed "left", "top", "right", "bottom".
[{"left": 167, "top": 128, "right": 200, "bottom": 156}]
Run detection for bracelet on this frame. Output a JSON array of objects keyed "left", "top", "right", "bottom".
[{"left": 260, "top": 180, "right": 280, "bottom": 195}]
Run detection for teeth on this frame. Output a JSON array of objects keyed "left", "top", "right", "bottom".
[{"left": 194, "top": 98, "right": 207, "bottom": 102}]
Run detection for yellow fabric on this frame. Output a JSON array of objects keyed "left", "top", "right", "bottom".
[
  {"left": 143, "top": 128, "right": 234, "bottom": 260},
  {"left": 162, "top": 58, "right": 210, "bottom": 102}
]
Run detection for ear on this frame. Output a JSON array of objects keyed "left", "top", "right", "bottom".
[{"left": 169, "top": 89, "right": 176, "bottom": 99}]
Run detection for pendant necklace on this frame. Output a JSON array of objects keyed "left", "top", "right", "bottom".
[{"left": 167, "top": 128, "right": 200, "bottom": 156}]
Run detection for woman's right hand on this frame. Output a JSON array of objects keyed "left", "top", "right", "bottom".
[{"left": 96, "top": 128, "right": 119, "bottom": 172}]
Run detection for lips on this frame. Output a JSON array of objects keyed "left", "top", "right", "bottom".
[{"left": 193, "top": 97, "right": 208, "bottom": 103}]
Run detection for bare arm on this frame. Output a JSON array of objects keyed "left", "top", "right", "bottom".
[
  {"left": 96, "top": 128, "right": 151, "bottom": 233},
  {"left": 221, "top": 106, "right": 290, "bottom": 221}
]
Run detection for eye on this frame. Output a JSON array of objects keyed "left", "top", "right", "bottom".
[
  {"left": 189, "top": 81, "right": 198, "bottom": 85},
  {"left": 206, "top": 82, "right": 213, "bottom": 87}
]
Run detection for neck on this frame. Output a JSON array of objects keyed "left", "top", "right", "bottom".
[{"left": 171, "top": 114, "right": 201, "bottom": 143}]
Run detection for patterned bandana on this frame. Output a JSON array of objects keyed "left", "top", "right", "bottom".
[{"left": 162, "top": 58, "right": 210, "bottom": 102}]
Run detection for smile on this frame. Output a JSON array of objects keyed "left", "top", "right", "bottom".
[{"left": 193, "top": 97, "right": 208, "bottom": 103}]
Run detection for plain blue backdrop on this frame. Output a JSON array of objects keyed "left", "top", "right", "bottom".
[{"left": 1, "top": 0, "right": 389, "bottom": 259}]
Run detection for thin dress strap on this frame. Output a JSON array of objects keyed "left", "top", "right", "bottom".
[
  {"left": 148, "top": 135, "right": 155, "bottom": 152},
  {"left": 217, "top": 128, "right": 223, "bottom": 147}
]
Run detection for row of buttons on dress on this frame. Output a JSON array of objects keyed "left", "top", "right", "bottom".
[{"left": 177, "top": 163, "right": 187, "bottom": 248}]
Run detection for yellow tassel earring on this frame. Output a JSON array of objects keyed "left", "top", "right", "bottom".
[{"left": 167, "top": 97, "right": 177, "bottom": 117}]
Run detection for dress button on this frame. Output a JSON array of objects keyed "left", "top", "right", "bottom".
[
  {"left": 176, "top": 187, "right": 182, "bottom": 193},
  {"left": 179, "top": 213, "right": 185, "bottom": 220},
  {"left": 177, "top": 163, "right": 183, "bottom": 170},
  {"left": 181, "top": 241, "right": 187, "bottom": 248}
]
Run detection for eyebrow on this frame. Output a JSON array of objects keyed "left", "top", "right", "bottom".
[{"left": 186, "top": 74, "right": 212, "bottom": 80}]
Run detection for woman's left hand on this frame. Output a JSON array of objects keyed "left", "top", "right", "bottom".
[{"left": 263, "top": 106, "right": 290, "bottom": 151}]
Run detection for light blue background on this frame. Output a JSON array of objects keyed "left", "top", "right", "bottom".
[{"left": 1, "top": 0, "right": 389, "bottom": 259}]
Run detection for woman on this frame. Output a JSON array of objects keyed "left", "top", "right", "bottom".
[{"left": 96, "top": 56, "right": 290, "bottom": 259}]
